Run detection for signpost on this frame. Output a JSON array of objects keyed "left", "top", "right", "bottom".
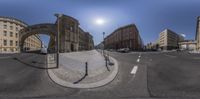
[{"left": 54, "top": 14, "right": 63, "bottom": 68}]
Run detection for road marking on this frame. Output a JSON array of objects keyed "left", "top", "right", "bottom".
[
  {"left": 131, "top": 65, "right": 138, "bottom": 74},
  {"left": 139, "top": 53, "right": 141, "bottom": 57},
  {"left": 137, "top": 58, "right": 140, "bottom": 62}
]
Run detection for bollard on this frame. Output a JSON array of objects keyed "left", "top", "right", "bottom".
[
  {"left": 107, "top": 53, "right": 110, "bottom": 62},
  {"left": 85, "top": 62, "right": 88, "bottom": 76},
  {"left": 105, "top": 56, "right": 110, "bottom": 71},
  {"left": 106, "top": 57, "right": 108, "bottom": 67},
  {"left": 73, "top": 62, "right": 88, "bottom": 84}
]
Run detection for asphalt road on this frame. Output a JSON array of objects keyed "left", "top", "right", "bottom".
[
  {"left": 146, "top": 51, "right": 200, "bottom": 98},
  {"left": 0, "top": 53, "right": 79, "bottom": 98},
  {"left": 0, "top": 51, "right": 200, "bottom": 98}
]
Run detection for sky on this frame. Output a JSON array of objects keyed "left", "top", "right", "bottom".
[{"left": 0, "top": 0, "right": 200, "bottom": 45}]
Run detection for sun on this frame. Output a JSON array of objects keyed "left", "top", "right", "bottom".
[{"left": 95, "top": 18, "right": 105, "bottom": 25}]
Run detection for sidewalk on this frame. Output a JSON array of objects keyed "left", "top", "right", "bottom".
[
  {"left": 189, "top": 50, "right": 200, "bottom": 54},
  {"left": 47, "top": 50, "right": 118, "bottom": 88}
]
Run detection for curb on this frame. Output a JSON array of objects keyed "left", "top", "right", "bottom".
[
  {"left": 47, "top": 56, "right": 118, "bottom": 88},
  {"left": 0, "top": 56, "right": 12, "bottom": 59}
]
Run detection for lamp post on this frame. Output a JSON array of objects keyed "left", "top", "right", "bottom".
[
  {"left": 103, "top": 32, "right": 105, "bottom": 55},
  {"left": 54, "top": 13, "right": 63, "bottom": 68},
  {"left": 0, "top": 39, "right": 2, "bottom": 53}
]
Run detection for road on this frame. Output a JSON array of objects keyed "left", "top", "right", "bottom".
[
  {"left": 0, "top": 51, "right": 200, "bottom": 98},
  {"left": 0, "top": 53, "right": 79, "bottom": 98}
]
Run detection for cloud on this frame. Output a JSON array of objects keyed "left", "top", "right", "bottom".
[{"left": 181, "top": 34, "right": 186, "bottom": 38}]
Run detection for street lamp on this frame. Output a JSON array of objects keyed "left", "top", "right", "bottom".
[
  {"left": 0, "top": 39, "right": 2, "bottom": 53},
  {"left": 103, "top": 32, "right": 105, "bottom": 55},
  {"left": 54, "top": 13, "right": 63, "bottom": 68}
]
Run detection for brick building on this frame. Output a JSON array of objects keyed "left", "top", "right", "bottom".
[{"left": 104, "top": 24, "right": 143, "bottom": 50}]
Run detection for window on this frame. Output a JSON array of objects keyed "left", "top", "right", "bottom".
[
  {"left": 10, "top": 26, "right": 13, "bottom": 30},
  {"left": 4, "top": 25, "right": 7, "bottom": 29},
  {"left": 4, "top": 31, "right": 7, "bottom": 36},
  {"left": 4, "top": 48, "right": 7, "bottom": 51},
  {"left": 10, "top": 40, "right": 13, "bottom": 46},
  {"left": 10, "top": 48, "right": 14, "bottom": 52},
  {"left": 16, "top": 27, "right": 18, "bottom": 31},
  {"left": 3, "top": 40, "right": 7, "bottom": 46},
  {"left": 70, "top": 26, "right": 74, "bottom": 31},
  {"left": 10, "top": 32, "right": 13, "bottom": 37},
  {"left": 16, "top": 33, "right": 18, "bottom": 38},
  {"left": 16, "top": 41, "right": 18, "bottom": 46}
]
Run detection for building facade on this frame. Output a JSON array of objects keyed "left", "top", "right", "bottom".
[
  {"left": 23, "top": 35, "right": 42, "bottom": 51},
  {"left": 104, "top": 24, "right": 143, "bottom": 50},
  {"left": 159, "top": 29, "right": 184, "bottom": 50},
  {"left": 47, "top": 14, "right": 94, "bottom": 52},
  {"left": 179, "top": 40, "right": 196, "bottom": 50},
  {"left": 0, "top": 16, "right": 41, "bottom": 53},
  {"left": 78, "top": 28, "right": 94, "bottom": 50},
  {"left": 146, "top": 41, "right": 159, "bottom": 51},
  {"left": 95, "top": 42, "right": 104, "bottom": 49},
  {"left": 57, "top": 15, "right": 79, "bottom": 52},
  {"left": 85, "top": 32, "right": 94, "bottom": 50},
  {"left": 196, "top": 16, "right": 200, "bottom": 51}
]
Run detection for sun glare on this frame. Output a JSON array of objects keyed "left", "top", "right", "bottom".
[{"left": 95, "top": 18, "right": 105, "bottom": 25}]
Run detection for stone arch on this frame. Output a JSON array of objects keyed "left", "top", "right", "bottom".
[{"left": 19, "top": 23, "right": 57, "bottom": 52}]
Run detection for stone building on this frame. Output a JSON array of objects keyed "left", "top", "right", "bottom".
[
  {"left": 78, "top": 27, "right": 87, "bottom": 50},
  {"left": 104, "top": 24, "right": 143, "bottom": 50},
  {"left": 0, "top": 16, "right": 41, "bottom": 53},
  {"left": 23, "top": 34, "right": 42, "bottom": 51},
  {"left": 56, "top": 15, "right": 79, "bottom": 52},
  {"left": 159, "top": 29, "right": 184, "bottom": 50},
  {"left": 46, "top": 14, "right": 94, "bottom": 52},
  {"left": 78, "top": 28, "right": 94, "bottom": 51},
  {"left": 85, "top": 32, "right": 94, "bottom": 50}
]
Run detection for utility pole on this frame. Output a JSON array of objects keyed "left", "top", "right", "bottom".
[{"left": 54, "top": 13, "right": 63, "bottom": 68}]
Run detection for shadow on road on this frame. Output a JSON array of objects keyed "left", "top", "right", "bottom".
[{"left": 13, "top": 57, "right": 57, "bottom": 69}]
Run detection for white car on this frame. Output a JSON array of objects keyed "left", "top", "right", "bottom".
[
  {"left": 41, "top": 47, "right": 47, "bottom": 54},
  {"left": 118, "top": 48, "right": 130, "bottom": 53}
]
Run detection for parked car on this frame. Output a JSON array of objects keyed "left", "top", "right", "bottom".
[
  {"left": 41, "top": 47, "right": 48, "bottom": 54},
  {"left": 117, "top": 48, "right": 130, "bottom": 53},
  {"left": 108, "top": 49, "right": 115, "bottom": 52}
]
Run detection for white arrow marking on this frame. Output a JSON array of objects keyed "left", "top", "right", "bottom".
[
  {"left": 137, "top": 58, "right": 140, "bottom": 62},
  {"left": 131, "top": 66, "right": 138, "bottom": 74}
]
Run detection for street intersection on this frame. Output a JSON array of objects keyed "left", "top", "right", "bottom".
[{"left": 0, "top": 51, "right": 199, "bottom": 98}]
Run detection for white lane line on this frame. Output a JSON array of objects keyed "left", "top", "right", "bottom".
[
  {"left": 137, "top": 58, "right": 140, "bottom": 62},
  {"left": 131, "top": 65, "right": 138, "bottom": 74}
]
